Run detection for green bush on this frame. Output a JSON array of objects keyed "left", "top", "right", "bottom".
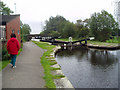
[
  {"left": 2, "top": 44, "right": 10, "bottom": 61},
  {"left": 106, "top": 37, "right": 119, "bottom": 43}
]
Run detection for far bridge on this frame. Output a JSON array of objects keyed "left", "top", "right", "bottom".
[{"left": 27, "top": 34, "right": 58, "bottom": 41}]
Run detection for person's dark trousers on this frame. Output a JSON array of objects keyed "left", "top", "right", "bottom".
[{"left": 10, "top": 54, "right": 17, "bottom": 66}]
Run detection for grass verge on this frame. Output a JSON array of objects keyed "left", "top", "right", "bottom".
[
  {"left": 32, "top": 41, "right": 65, "bottom": 88},
  {"left": 87, "top": 40, "right": 118, "bottom": 47},
  {"left": 56, "top": 38, "right": 78, "bottom": 41},
  {"left": 0, "top": 60, "right": 9, "bottom": 71}
]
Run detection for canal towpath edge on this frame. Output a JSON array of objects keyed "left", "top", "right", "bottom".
[{"left": 49, "top": 44, "right": 74, "bottom": 88}]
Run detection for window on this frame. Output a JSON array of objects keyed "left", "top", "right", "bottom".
[
  {"left": 12, "top": 29, "right": 15, "bottom": 33},
  {"left": 18, "top": 30, "right": 20, "bottom": 35},
  {"left": 3, "top": 28, "right": 6, "bottom": 39},
  {"left": 0, "top": 26, "right": 6, "bottom": 40}
]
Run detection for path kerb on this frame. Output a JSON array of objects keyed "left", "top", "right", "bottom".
[{"left": 49, "top": 44, "right": 74, "bottom": 88}]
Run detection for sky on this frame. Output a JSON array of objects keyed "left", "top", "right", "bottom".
[{"left": 3, "top": 0, "right": 116, "bottom": 34}]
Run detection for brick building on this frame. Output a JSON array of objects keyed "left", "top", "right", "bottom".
[{"left": 0, "top": 14, "right": 21, "bottom": 46}]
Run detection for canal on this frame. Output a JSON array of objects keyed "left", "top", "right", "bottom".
[{"left": 55, "top": 47, "right": 120, "bottom": 88}]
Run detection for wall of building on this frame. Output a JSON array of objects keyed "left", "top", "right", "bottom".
[{"left": 6, "top": 16, "right": 21, "bottom": 47}]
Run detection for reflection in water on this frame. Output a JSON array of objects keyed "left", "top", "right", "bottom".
[
  {"left": 56, "top": 47, "right": 119, "bottom": 88},
  {"left": 90, "top": 50, "right": 118, "bottom": 68},
  {"left": 57, "top": 47, "right": 118, "bottom": 67}
]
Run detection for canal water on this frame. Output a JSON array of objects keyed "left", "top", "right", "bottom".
[{"left": 55, "top": 47, "right": 120, "bottom": 88}]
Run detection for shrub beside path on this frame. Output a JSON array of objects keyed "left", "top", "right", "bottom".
[{"left": 2, "top": 42, "right": 45, "bottom": 88}]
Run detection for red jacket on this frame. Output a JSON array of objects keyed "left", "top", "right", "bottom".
[{"left": 7, "top": 38, "right": 20, "bottom": 55}]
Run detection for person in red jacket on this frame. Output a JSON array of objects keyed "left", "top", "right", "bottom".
[{"left": 7, "top": 33, "right": 20, "bottom": 68}]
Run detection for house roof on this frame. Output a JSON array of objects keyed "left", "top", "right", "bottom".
[{"left": 0, "top": 14, "right": 20, "bottom": 25}]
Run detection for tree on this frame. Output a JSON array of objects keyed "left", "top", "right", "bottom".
[
  {"left": 41, "top": 15, "right": 90, "bottom": 39},
  {"left": 62, "top": 22, "right": 76, "bottom": 38},
  {"left": 88, "top": 10, "right": 118, "bottom": 41},
  {"left": 21, "top": 24, "right": 31, "bottom": 41},
  {"left": 44, "top": 15, "right": 67, "bottom": 31},
  {"left": 75, "top": 19, "right": 90, "bottom": 39},
  {"left": 0, "top": 1, "right": 14, "bottom": 15},
  {"left": 41, "top": 15, "right": 68, "bottom": 37}
]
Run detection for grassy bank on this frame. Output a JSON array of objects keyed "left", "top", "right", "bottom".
[
  {"left": 0, "top": 44, "right": 23, "bottom": 71},
  {"left": 106, "top": 37, "right": 120, "bottom": 43},
  {"left": 56, "top": 38, "right": 78, "bottom": 41},
  {"left": 87, "top": 40, "right": 118, "bottom": 47},
  {"left": 56, "top": 38, "right": 119, "bottom": 47},
  {"left": 32, "top": 41, "right": 65, "bottom": 88}
]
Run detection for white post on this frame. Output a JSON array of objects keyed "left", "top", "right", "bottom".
[
  {"left": 89, "top": 37, "right": 95, "bottom": 40},
  {"left": 69, "top": 37, "right": 72, "bottom": 46},
  {"left": 69, "top": 37, "right": 72, "bottom": 42}
]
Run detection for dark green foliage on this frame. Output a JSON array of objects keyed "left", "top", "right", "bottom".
[
  {"left": 2, "top": 44, "right": 10, "bottom": 61},
  {"left": 40, "top": 15, "right": 69, "bottom": 37},
  {"left": 41, "top": 10, "right": 118, "bottom": 42},
  {"left": 62, "top": 22, "right": 76, "bottom": 38},
  {"left": 44, "top": 15, "right": 66, "bottom": 32},
  {"left": 106, "top": 36, "right": 119, "bottom": 43},
  {"left": 49, "top": 31, "right": 60, "bottom": 37},
  {"left": 0, "top": 1, "right": 14, "bottom": 15},
  {"left": 40, "top": 15, "right": 90, "bottom": 39},
  {"left": 88, "top": 10, "right": 119, "bottom": 41},
  {"left": 21, "top": 23, "right": 31, "bottom": 41},
  {"left": 75, "top": 19, "right": 90, "bottom": 39}
]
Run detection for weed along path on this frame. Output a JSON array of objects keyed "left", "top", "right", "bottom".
[{"left": 2, "top": 42, "right": 45, "bottom": 88}]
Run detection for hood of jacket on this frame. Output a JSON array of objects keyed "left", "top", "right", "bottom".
[{"left": 10, "top": 38, "right": 17, "bottom": 42}]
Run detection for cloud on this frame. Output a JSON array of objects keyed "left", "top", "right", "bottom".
[{"left": 3, "top": 0, "right": 114, "bottom": 33}]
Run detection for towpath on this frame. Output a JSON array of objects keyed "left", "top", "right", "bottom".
[{"left": 2, "top": 41, "right": 45, "bottom": 88}]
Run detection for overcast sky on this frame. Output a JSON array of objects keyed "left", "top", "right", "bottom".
[{"left": 3, "top": 0, "right": 116, "bottom": 34}]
